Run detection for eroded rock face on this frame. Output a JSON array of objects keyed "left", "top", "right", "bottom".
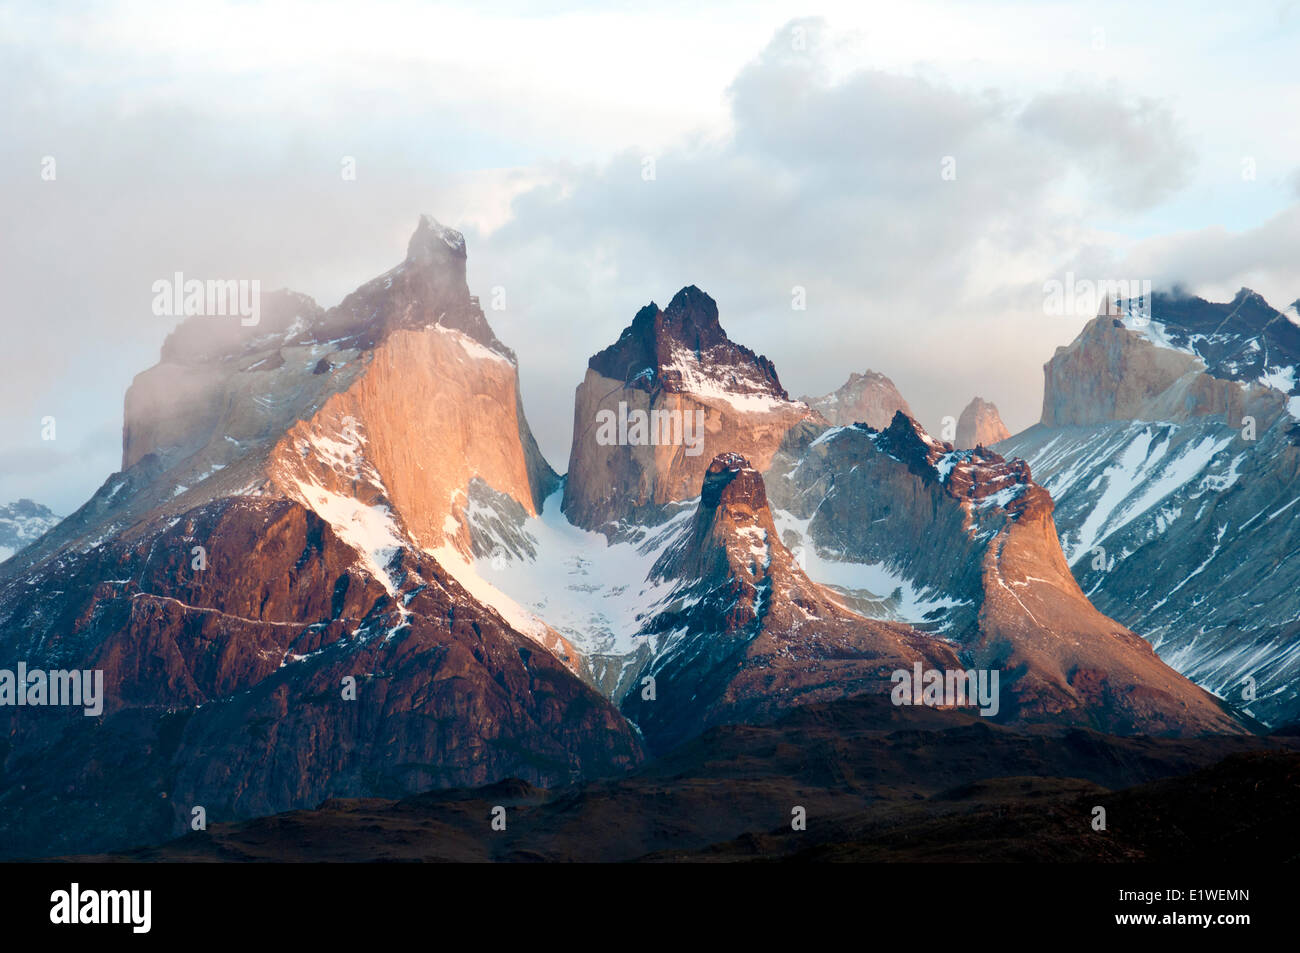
[
  {"left": 0, "top": 495, "right": 642, "bottom": 860},
  {"left": 562, "top": 287, "right": 817, "bottom": 533},
  {"left": 1040, "top": 290, "right": 1291, "bottom": 430},
  {"left": 956, "top": 397, "right": 1010, "bottom": 449},
  {"left": 10, "top": 216, "right": 558, "bottom": 585},
  {"left": 0, "top": 221, "right": 1269, "bottom": 863},
  {"left": 801, "top": 370, "right": 912, "bottom": 429},
  {"left": 0, "top": 217, "right": 639, "bottom": 860},
  {"left": 763, "top": 412, "right": 1249, "bottom": 737},
  {"left": 1000, "top": 287, "right": 1300, "bottom": 727},
  {"left": 968, "top": 458, "right": 1243, "bottom": 735},
  {"left": 266, "top": 325, "right": 550, "bottom": 557},
  {"left": 116, "top": 215, "right": 555, "bottom": 551},
  {"left": 622, "top": 451, "right": 961, "bottom": 753}
]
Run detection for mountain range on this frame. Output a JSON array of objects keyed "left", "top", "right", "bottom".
[
  {"left": 1, "top": 217, "right": 1292, "bottom": 859},
  {"left": 999, "top": 289, "right": 1300, "bottom": 728},
  {"left": 0, "top": 499, "right": 60, "bottom": 562}
]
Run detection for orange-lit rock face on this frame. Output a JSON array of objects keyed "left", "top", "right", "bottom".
[
  {"left": 565, "top": 369, "right": 814, "bottom": 530},
  {"left": 268, "top": 324, "right": 547, "bottom": 558},
  {"left": 955, "top": 396, "right": 1011, "bottom": 449},
  {"left": 971, "top": 466, "right": 1244, "bottom": 735},
  {"left": 0, "top": 217, "right": 632, "bottom": 861},
  {"left": 563, "top": 286, "right": 817, "bottom": 532},
  {"left": 1041, "top": 312, "right": 1285, "bottom": 429},
  {"left": 116, "top": 216, "right": 556, "bottom": 574}
]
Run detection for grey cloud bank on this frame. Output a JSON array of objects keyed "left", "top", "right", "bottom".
[{"left": 2, "top": 10, "right": 1297, "bottom": 517}]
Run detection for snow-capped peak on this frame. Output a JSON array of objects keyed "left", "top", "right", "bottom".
[
  {"left": 415, "top": 213, "right": 466, "bottom": 254},
  {"left": 0, "top": 499, "right": 61, "bottom": 562}
]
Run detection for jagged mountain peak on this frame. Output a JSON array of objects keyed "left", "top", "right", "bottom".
[
  {"left": 564, "top": 288, "right": 814, "bottom": 531},
  {"left": 321, "top": 214, "right": 509, "bottom": 359},
  {"left": 700, "top": 451, "right": 764, "bottom": 509},
  {"left": 800, "top": 368, "right": 912, "bottom": 429},
  {"left": 0, "top": 498, "right": 61, "bottom": 562},
  {"left": 614, "top": 285, "right": 723, "bottom": 352},
  {"left": 151, "top": 215, "right": 507, "bottom": 371},
  {"left": 662, "top": 284, "right": 723, "bottom": 339},
  {"left": 1043, "top": 285, "right": 1300, "bottom": 428},
  {"left": 849, "top": 369, "right": 892, "bottom": 384},
  {"left": 874, "top": 410, "right": 950, "bottom": 469},
  {"left": 588, "top": 285, "right": 786, "bottom": 398},
  {"left": 956, "top": 396, "right": 1011, "bottom": 450},
  {"left": 408, "top": 213, "right": 468, "bottom": 263},
  {"left": 1117, "top": 287, "right": 1300, "bottom": 372},
  {"left": 626, "top": 446, "right": 962, "bottom": 752},
  {"left": 848, "top": 411, "right": 1036, "bottom": 514},
  {"left": 1116, "top": 286, "right": 1288, "bottom": 337},
  {"left": 768, "top": 415, "right": 1248, "bottom": 736},
  {"left": 14, "top": 213, "right": 556, "bottom": 581},
  {"left": 655, "top": 449, "right": 780, "bottom": 586},
  {"left": 0, "top": 216, "right": 634, "bottom": 857}
]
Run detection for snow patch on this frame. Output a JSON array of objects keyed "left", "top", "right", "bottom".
[
  {"left": 440, "top": 488, "right": 691, "bottom": 657},
  {"left": 430, "top": 322, "right": 512, "bottom": 365},
  {"left": 772, "top": 509, "right": 968, "bottom": 625},
  {"left": 661, "top": 345, "right": 796, "bottom": 415},
  {"left": 289, "top": 479, "right": 404, "bottom": 594}
]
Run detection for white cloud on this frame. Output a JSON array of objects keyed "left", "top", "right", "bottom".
[
  {"left": 471, "top": 18, "right": 1204, "bottom": 460},
  {"left": 1, "top": 2, "right": 1297, "bottom": 513}
]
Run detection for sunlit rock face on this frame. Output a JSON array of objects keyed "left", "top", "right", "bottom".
[
  {"left": 563, "top": 286, "right": 817, "bottom": 535},
  {"left": 1001, "top": 289, "right": 1300, "bottom": 728}
]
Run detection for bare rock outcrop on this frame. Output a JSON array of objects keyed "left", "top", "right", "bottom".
[
  {"left": 114, "top": 215, "right": 556, "bottom": 563},
  {"left": 800, "top": 370, "right": 912, "bottom": 429},
  {"left": 0, "top": 216, "right": 641, "bottom": 860},
  {"left": 955, "top": 396, "right": 1011, "bottom": 449},
  {"left": 1041, "top": 290, "right": 1293, "bottom": 429},
  {"left": 1002, "top": 286, "right": 1300, "bottom": 727},
  {"left": 0, "top": 495, "right": 642, "bottom": 860},
  {"left": 622, "top": 451, "right": 961, "bottom": 752},
  {"left": 563, "top": 286, "right": 817, "bottom": 532},
  {"left": 764, "top": 412, "right": 1250, "bottom": 737}
]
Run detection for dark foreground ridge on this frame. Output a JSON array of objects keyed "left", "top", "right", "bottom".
[{"left": 56, "top": 693, "right": 1300, "bottom": 863}]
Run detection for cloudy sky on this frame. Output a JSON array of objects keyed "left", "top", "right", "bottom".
[{"left": 3, "top": 0, "right": 1299, "bottom": 515}]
